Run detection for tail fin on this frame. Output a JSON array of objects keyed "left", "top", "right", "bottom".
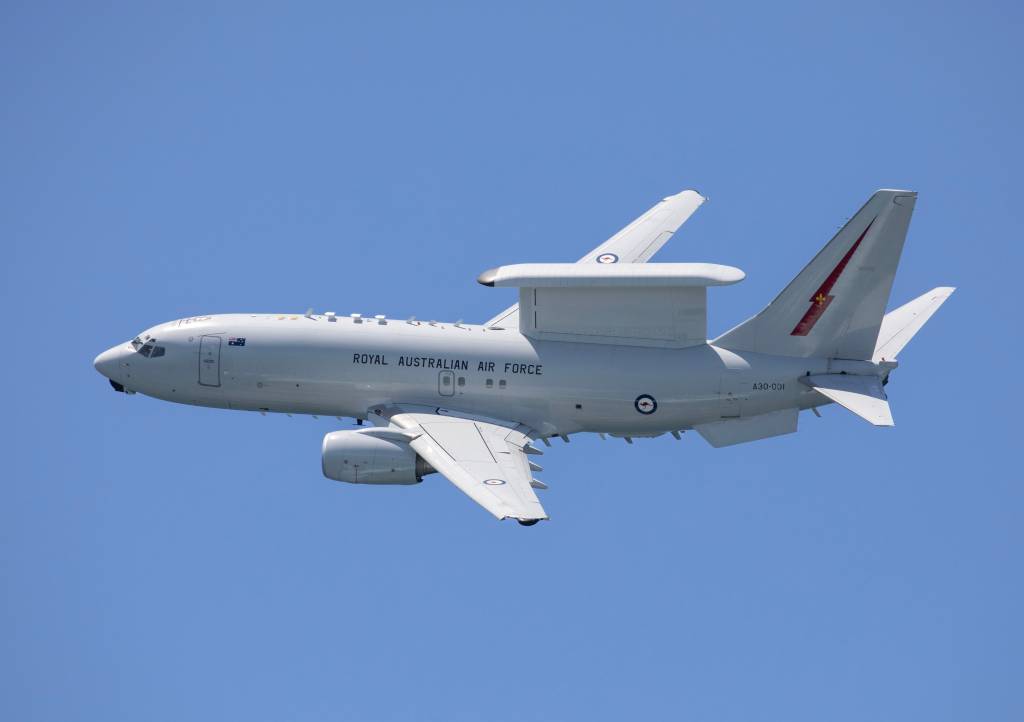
[
  {"left": 872, "top": 286, "right": 955, "bottom": 361},
  {"left": 715, "top": 189, "right": 917, "bottom": 359}
]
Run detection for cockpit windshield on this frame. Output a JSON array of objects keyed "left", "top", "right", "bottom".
[{"left": 131, "top": 336, "right": 165, "bottom": 358}]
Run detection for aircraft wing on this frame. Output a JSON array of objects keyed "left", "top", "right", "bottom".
[
  {"left": 374, "top": 408, "right": 547, "bottom": 523},
  {"left": 485, "top": 189, "right": 706, "bottom": 328}
]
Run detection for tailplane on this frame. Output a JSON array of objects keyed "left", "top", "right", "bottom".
[
  {"left": 872, "top": 286, "right": 955, "bottom": 361},
  {"left": 715, "top": 189, "right": 918, "bottom": 359},
  {"left": 801, "top": 374, "right": 894, "bottom": 426}
]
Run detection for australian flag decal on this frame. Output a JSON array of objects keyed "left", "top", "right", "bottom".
[{"left": 228, "top": 337, "right": 246, "bottom": 346}]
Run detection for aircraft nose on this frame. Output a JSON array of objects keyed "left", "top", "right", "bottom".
[{"left": 93, "top": 346, "right": 122, "bottom": 379}]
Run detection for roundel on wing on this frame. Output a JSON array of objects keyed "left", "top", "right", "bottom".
[
  {"left": 483, "top": 478, "right": 507, "bottom": 486},
  {"left": 596, "top": 253, "right": 619, "bottom": 264},
  {"left": 634, "top": 394, "right": 658, "bottom": 415}
]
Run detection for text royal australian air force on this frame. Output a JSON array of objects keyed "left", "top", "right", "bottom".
[{"left": 352, "top": 353, "right": 543, "bottom": 375}]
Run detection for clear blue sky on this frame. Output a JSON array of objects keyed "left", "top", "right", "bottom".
[{"left": 2, "top": 2, "right": 1020, "bottom": 720}]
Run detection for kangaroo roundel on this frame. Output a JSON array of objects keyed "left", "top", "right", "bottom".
[{"left": 635, "top": 394, "right": 658, "bottom": 415}]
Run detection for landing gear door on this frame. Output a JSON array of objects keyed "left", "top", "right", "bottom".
[
  {"left": 199, "top": 335, "right": 222, "bottom": 387},
  {"left": 438, "top": 370, "right": 455, "bottom": 397}
]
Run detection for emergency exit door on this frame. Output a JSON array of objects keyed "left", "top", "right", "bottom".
[
  {"left": 438, "top": 370, "right": 455, "bottom": 396},
  {"left": 199, "top": 335, "right": 222, "bottom": 387}
]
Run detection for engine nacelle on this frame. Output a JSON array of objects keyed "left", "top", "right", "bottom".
[{"left": 322, "top": 429, "right": 433, "bottom": 485}]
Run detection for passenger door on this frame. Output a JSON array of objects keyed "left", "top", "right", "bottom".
[{"left": 198, "top": 335, "right": 222, "bottom": 387}]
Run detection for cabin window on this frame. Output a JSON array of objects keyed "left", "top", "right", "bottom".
[
  {"left": 457, "top": 377, "right": 465, "bottom": 387},
  {"left": 485, "top": 379, "right": 494, "bottom": 388},
  {"left": 498, "top": 380, "right": 507, "bottom": 389}
]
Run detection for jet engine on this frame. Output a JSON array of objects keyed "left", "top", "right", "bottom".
[{"left": 322, "top": 428, "right": 435, "bottom": 485}]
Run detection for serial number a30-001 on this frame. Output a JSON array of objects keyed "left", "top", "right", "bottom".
[{"left": 752, "top": 382, "right": 786, "bottom": 391}]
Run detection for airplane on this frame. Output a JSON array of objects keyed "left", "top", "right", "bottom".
[{"left": 93, "top": 188, "right": 953, "bottom": 525}]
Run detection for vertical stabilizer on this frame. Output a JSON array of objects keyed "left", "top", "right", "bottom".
[{"left": 714, "top": 190, "right": 917, "bottom": 359}]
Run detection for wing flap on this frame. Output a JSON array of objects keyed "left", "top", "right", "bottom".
[{"left": 418, "top": 421, "right": 493, "bottom": 461}]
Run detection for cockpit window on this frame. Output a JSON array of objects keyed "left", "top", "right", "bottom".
[{"left": 133, "top": 337, "right": 165, "bottom": 358}]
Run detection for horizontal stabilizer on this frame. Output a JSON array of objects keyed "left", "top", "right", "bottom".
[
  {"left": 802, "top": 374, "right": 893, "bottom": 426},
  {"left": 873, "top": 287, "right": 955, "bottom": 361}
]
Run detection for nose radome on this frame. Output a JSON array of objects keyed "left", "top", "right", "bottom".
[{"left": 93, "top": 346, "right": 121, "bottom": 379}]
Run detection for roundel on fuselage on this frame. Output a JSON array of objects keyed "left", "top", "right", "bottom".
[{"left": 634, "top": 394, "right": 658, "bottom": 415}]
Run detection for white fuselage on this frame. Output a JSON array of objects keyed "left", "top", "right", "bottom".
[{"left": 95, "top": 313, "right": 837, "bottom": 437}]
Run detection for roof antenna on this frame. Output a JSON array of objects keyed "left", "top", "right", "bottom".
[{"left": 304, "top": 307, "right": 314, "bottom": 319}]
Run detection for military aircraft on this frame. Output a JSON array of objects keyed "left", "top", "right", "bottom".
[{"left": 94, "top": 188, "right": 953, "bottom": 525}]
